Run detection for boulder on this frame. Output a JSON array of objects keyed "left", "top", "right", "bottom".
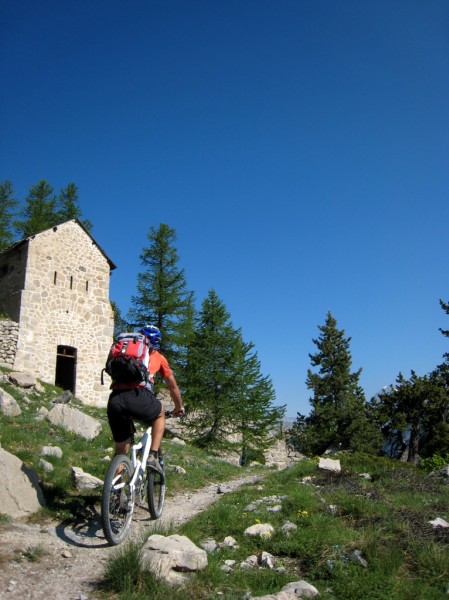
[
  {"left": 428, "top": 465, "right": 449, "bottom": 480},
  {"left": 0, "top": 387, "right": 21, "bottom": 417},
  {"left": 244, "top": 523, "right": 275, "bottom": 539},
  {"left": 9, "top": 371, "right": 37, "bottom": 388},
  {"left": 72, "top": 467, "right": 103, "bottom": 492},
  {"left": 40, "top": 446, "right": 63, "bottom": 459},
  {"left": 0, "top": 448, "right": 46, "bottom": 518},
  {"left": 47, "top": 404, "right": 101, "bottom": 440},
  {"left": 318, "top": 457, "right": 341, "bottom": 472},
  {"left": 141, "top": 534, "right": 207, "bottom": 586}
]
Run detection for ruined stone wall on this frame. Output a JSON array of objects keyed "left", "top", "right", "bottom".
[
  {"left": 263, "top": 438, "right": 303, "bottom": 469},
  {"left": 11, "top": 221, "right": 114, "bottom": 406},
  {"left": 0, "top": 320, "right": 19, "bottom": 368}
]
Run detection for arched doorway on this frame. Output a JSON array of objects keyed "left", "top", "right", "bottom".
[{"left": 55, "top": 345, "right": 77, "bottom": 393}]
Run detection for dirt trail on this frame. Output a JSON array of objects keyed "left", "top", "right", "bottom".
[{"left": 0, "top": 472, "right": 263, "bottom": 600}]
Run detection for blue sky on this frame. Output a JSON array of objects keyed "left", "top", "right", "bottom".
[{"left": 1, "top": 1, "right": 448, "bottom": 418}]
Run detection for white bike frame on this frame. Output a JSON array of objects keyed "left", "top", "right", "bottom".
[{"left": 109, "top": 425, "right": 153, "bottom": 508}]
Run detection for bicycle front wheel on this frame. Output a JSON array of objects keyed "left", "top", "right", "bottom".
[
  {"left": 101, "top": 454, "right": 134, "bottom": 545},
  {"left": 147, "top": 469, "right": 166, "bottom": 519}
]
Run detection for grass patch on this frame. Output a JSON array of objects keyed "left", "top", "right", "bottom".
[
  {"left": 164, "top": 458, "right": 448, "bottom": 600},
  {"left": 23, "top": 544, "right": 47, "bottom": 562},
  {"left": 1, "top": 369, "right": 448, "bottom": 599}
]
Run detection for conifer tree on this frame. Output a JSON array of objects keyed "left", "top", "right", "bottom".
[
  {"left": 234, "top": 336, "right": 286, "bottom": 463},
  {"left": 14, "top": 179, "right": 58, "bottom": 238},
  {"left": 373, "top": 299, "right": 449, "bottom": 463},
  {"left": 373, "top": 371, "right": 446, "bottom": 464},
  {"left": 110, "top": 300, "right": 128, "bottom": 339},
  {"left": 0, "top": 180, "right": 19, "bottom": 251},
  {"left": 173, "top": 291, "right": 197, "bottom": 391},
  {"left": 184, "top": 289, "right": 241, "bottom": 450},
  {"left": 128, "top": 223, "right": 190, "bottom": 370},
  {"left": 57, "top": 183, "right": 93, "bottom": 232},
  {"left": 293, "top": 311, "right": 381, "bottom": 455},
  {"left": 439, "top": 299, "right": 449, "bottom": 349},
  {"left": 184, "top": 289, "right": 284, "bottom": 457}
]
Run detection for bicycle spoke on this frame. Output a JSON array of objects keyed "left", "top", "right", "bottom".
[{"left": 101, "top": 455, "right": 134, "bottom": 545}]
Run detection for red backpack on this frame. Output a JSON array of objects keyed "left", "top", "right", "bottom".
[{"left": 102, "top": 332, "right": 151, "bottom": 384}]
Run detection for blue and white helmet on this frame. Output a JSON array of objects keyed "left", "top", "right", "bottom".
[{"left": 140, "top": 325, "right": 161, "bottom": 349}]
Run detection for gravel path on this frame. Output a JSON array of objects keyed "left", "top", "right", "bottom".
[{"left": 0, "top": 472, "right": 263, "bottom": 600}]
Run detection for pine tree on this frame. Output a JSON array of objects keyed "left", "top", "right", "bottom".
[
  {"left": 293, "top": 311, "right": 380, "bottom": 455},
  {"left": 128, "top": 223, "right": 190, "bottom": 369},
  {"left": 0, "top": 180, "right": 19, "bottom": 251},
  {"left": 373, "top": 299, "right": 449, "bottom": 463},
  {"left": 57, "top": 183, "right": 93, "bottom": 232},
  {"left": 14, "top": 180, "right": 58, "bottom": 238},
  {"left": 372, "top": 371, "right": 446, "bottom": 464}
]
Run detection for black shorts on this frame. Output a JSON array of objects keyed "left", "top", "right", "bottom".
[{"left": 107, "top": 387, "right": 162, "bottom": 443}]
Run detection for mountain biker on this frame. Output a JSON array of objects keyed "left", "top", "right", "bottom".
[{"left": 106, "top": 324, "right": 185, "bottom": 472}]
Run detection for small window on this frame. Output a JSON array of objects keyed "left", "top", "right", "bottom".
[
  {"left": 86, "top": 280, "right": 89, "bottom": 292},
  {"left": 54, "top": 271, "right": 57, "bottom": 285},
  {"left": 70, "top": 276, "right": 73, "bottom": 290}
]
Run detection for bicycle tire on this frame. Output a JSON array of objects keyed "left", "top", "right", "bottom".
[
  {"left": 147, "top": 468, "right": 165, "bottom": 519},
  {"left": 101, "top": 454, "right": 134, "bottom": 545}
]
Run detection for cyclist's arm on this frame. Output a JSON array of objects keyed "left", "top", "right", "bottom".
[{"left": 165, "top": 374, "right": 185, "bottom": 416}]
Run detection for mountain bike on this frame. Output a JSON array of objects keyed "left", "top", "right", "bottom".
[{"left": 101, "top": 412, "right": 172, "bottom": 546}]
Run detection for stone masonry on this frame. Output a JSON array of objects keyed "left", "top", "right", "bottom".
[
  {"left": 0, "top": 220, "right": 115, "bottom": 406},
  {"left": 0, "top": 320, "right": 19, "bottom": 368}
]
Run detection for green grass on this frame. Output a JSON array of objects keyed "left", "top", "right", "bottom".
[
  {"left": 0, "top": 366, "right": 244, "bottom": 521},
  {"left": 99, "top": 455, "right": 448, "bottom": 600},
  {"left": 23, "top": 544, "right": 47, "bottom": 562},
  {"left": 1, "top": 368, "right": 448, "bottom": 599}
]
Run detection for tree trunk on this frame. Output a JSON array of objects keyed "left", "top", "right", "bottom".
[{"left": 407, "top": 421, "right": 421, "bottom": 465}]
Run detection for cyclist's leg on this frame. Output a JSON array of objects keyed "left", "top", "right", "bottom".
[
  {"left": 107, "top": 390, "right": 133, "bottom": 463},
  {"left": 125, "top": 388, "right": 163, "bottom": 450},
  {"left": 150, "top": 408, "right": 165, "bottom": 452}
]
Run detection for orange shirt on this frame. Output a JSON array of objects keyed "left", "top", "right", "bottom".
[{"left": 148, "top": 350, "right": 173, "bottom": 382}]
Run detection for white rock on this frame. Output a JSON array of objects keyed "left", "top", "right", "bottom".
[
  {"left": 318, "top": 457, "right": 341, "bottom": 472},
  {"left": 244, "top": 523, "right": 275, "bottom": 539},
  {"left": 429, "top": 517, "right": 449, "bottom": 528}
]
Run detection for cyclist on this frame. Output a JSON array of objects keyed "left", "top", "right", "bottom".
[{"left": 106, "top": 324, "right": 185, "bottom": 472}]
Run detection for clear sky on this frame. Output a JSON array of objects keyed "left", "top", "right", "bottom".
[{"left": 1, "top": 1, "right": 448, "bottom": 418}]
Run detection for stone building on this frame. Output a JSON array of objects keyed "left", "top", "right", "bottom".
[{"left": 0, "top": 220, "right": 116, "bottom": 406}]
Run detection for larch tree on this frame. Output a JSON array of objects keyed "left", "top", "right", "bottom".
[
  {"left": 234, "top": 336, "right": 286, "bottom": 464},
  {"left": 183, "top": 289, "right": 241, "bottom": 450},
  {"left": 128, "top": 223, "right": 190, "bottom": 372},
  {"left": 0, "top": 180, "right": 19, "bottom": 251},
  {"left": 184, "top": 289, "right": 285, "bottom": 458},
  {"left": 14, "top": 179, "right": 58, "bottom": 238},
  {"left": 57, "top": 183, "right": 93, "bottom": 232},
  {"left": 110, "top": 300, "right": 128, "bottom": 339}
]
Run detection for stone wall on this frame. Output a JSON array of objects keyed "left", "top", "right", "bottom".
[
  {"left": 263, "top": 438, "right": 304, "bottom": 469},
  {"left": 0, "top": 221, "right": 114, "bottom": 406},
  {"left": 0, "top": 320, "right": 19, "bottom": 368},
  {"left": 0, "top": 244, "right": 27, "bottom": 322}
]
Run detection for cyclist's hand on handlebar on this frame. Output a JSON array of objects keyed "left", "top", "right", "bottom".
[{"left": 172, "top": 406, "right": 185, "bottom": 417}]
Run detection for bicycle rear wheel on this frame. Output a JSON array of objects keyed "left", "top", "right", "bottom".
[
  {"left": 101, "top": 455, "right": 134, "bottom": 545},
  {"left": 147, "top": 468, "right": 165, "bottom": 519}
]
